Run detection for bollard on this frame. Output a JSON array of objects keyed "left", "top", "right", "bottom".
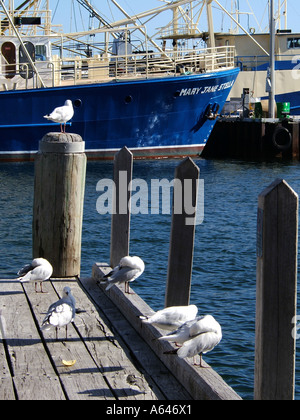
[
  {"left": 165, "top": 158, "right": 200, "bottom": 308},
  {"left": 33, "top": 132, "right": 87, "bottom": 278},
  {"left": 255, "top": 179, "right": 298, "bottom": 400},
  {"left": 110, "top": 146, "right": 133, "bottom": 269}
]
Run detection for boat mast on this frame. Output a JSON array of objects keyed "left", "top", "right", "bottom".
[
  {"left": 269, "top": 0, "right": 276, "bottom": 118},
  {"left": 282, "top": 0, "right": 287, "bottom": 30},
  {"left": 284, "top": 0, "right": 287, "bottom": 29},
  {"left": 206, "top": 0, "right": 215, "bottom": 48},
  {"left": 9, "top": 0, "right": 14, "bottom": 35}
]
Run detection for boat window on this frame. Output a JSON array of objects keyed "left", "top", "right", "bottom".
[
  {"left": 35, "top": 45, "right": 47, "bottom": 61},
  {"left": 19, "top": 41, "right": 35, "bottom": 79},
  {"left": 1, "top": 42, "right": 16, "bottom": 79},
  {"left": 287, "top": 38, "right": 300, "bottom": 49}
]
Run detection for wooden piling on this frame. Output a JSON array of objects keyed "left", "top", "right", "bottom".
[
  {"left": 165, "top": 157, "right": 200, "bottom": 307},
  {"left": 110, "top": 146, "right": 133, "bottom": 269},
  {"left": 255, "top": 179, "right": 298, "bottom": 400},
  {"left": 33, "top": 133, "right": 87, "bottom": 277}
]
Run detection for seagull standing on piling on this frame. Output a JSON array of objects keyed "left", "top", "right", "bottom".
[
  {"left": 17, "top": 258, "right": 53, "bottom": 293},
  {"left": 163, "top": 315, "right": 222, "bottom": 367},
  {"left": 44, "top": 99, "right": 74, "bottom": 133},
  {"left": 41, "top": 287, "right": 76, "bottom": 340},
  {"left": 101, "top": 256, "right": 145, "bottom": 294},
  {"left": 140, "top": 305, "right": 198, "bottom": 331}
]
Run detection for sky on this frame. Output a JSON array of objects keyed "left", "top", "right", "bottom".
[{"left": 48, "top": 0, "right": 300, "bottom": 37}]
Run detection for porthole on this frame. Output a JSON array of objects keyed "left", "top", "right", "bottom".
[
  {"left": 125, "top": 95, "right": 133, "bottom": 104},
  {"left": 74, "top": 99, "right": 82, "bottom": 108}
]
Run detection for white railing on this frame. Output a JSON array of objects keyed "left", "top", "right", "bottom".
[
  {"left": 158, "top": 24, "right": 199, "bottom": 39},
  {"left": 0, "top": 46, "right": 235, "bottom": 90},
  {"left": 51, "top": 46, "right": 235, "bottom": 85}
]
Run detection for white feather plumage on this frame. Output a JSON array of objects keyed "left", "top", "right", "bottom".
[
  {"left": 44, "top": 100, "right": 74, "bottom": 133},
  {"left": 141, "top": 305, "right": 198, "bottom": 331}
]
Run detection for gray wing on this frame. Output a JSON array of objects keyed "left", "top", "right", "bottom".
[
  {"left": 159, "top": 321, "right": 193, "bottom": 344},
  {"left": 177, "top": 332, "right": 221, "bottom": 359},
  {"left": 17, "top": 264, "right": 33, "bottom": 277},
  {"left": 107, "top": 267, "right": 140, "bottom": 285},
  {"left": 19, "top": 265, "right": 51, "bottom": 283},
  {"left": 42, "top": 296, "right": 75, "bottom": 329},
  {"left": 42, "top": 302, "right": 74, "bottom": 329}
]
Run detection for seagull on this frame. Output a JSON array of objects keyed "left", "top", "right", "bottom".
[
  {"left": 41, "top": 287, "right": 76, "bottom": 340},
  {"left": 101, "top": 256, "right": 145, "bottom": 294},
  {"left": 18, "top": 258, "right": 53, "bottom": 293},
  {"left": 140, "top": 305, "right": 198, "bottom": 331},
  {"left": 44, "top": 100, "right": 74, "bottom": 133},
  {"left": 158, "top": 316, "right": 204, "bottom": 345},
  {"left": 163, "top": 315, "right": 222, "bottom": 367}
]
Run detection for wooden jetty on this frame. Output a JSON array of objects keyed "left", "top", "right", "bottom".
[
  {"left": 0, "top": 277, "right": 191, "bottom": 400},
  {"left": 202, "top": 118, "right": 300, "bottom": 160},
  {"left": 1, "top": 134, "right": 298, "bottom": 400},
  {"left": 0, "top": 136, "right": 241, "bottom": 400},
  {"left": 0, "top": 274, "right": 241, "bottom": 400}
]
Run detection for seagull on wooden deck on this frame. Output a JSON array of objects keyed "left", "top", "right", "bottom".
[
  {"left": 17, "top": 258, "right": 53, "bottom": 293},
  {"left": 163, "top": 315, "right": 222, "bottom": 367},
  {"left": 101, "top": 256, "right": 145, "bottom": 294},
  {"left": 140, "top": 305, "right": 198, "bottom": 331},
  {"left": 41, "top": 287, "right": 76, "bottom": 340},
  {"left": 44, "top": 99, "right": 74, "bottom": 133}
]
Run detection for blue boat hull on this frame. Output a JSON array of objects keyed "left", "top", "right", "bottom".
[{"left": 0, "top": 68, "right": 239, "bottom": 160}]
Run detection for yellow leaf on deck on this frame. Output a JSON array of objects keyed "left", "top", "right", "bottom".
[{"left": 62, "top": 360, "right": 76, "bottom": 367}]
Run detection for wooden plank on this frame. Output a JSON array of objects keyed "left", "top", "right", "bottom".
[
  {"left": 165, "top": 157, "right": 200, "bottom": 307},
  {"left": 0, "top": 279, "right": 66, "bottom": 400},
  {"left": 255, "top": 179, "right": 298, "bottom": 400},
  {"left": 52, "top": 279, "right": 159, "bottom": 400},
  {"left": 110, "top": 146, "right": 133, "bottom": 268},
  {"left": 23, "top": 279, "right": 115, "bottom": 400},
  {"left": 80, "top": 274, "right": 191, "bottom": 400},
  {"left": 93, "top": 264, "right": 241, "bottom": 400},
  {"left": 14, "top": 376, "right": 65, "bottom": 401},
  {"left": 0, "top": 378, "right": 15, "bottom": 400},
  {"left": 0, "top": 299, "right": 15, "bottom": 400}
]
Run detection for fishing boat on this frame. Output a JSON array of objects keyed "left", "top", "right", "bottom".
[
  {"left": 214, "top": 0, "right": 300, "bottom": 116},
  {"left": 0, "top": 0, "right": 239, "bottom": 161}
]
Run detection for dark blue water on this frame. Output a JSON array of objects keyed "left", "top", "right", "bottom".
[{"left": 1, "top": 158, "right": 300, "bottom": 400}]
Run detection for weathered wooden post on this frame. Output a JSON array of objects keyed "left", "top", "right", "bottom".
[
  {"left": 255, "top": 179, "right": 298, "bottom": 400},
  {"left": 33, "top": 132, "right": 87, "bottom": 278},
  {"left": 165, "top": 157, "right": 200, "bottom": 308},
  {"left": 110, "top": 146, "right": 133, "bottom": 269}
]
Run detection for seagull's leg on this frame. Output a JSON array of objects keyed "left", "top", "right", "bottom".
[
  {"left": 39, "top": 282, "right": 48, "bottom": 294},
  {"left": 60, "top": 124, "right": 63, "bottom": 133},
  {"left": 195, "top": 354, "right": 209, "bottom": 368},
  {"left": 55, "top": 327, "right": 58, "bottom": 340},
  {"left": 65, "top": 325, "right": 68, "bottom": 340},
  {"left": 199, "top": 354, "right": 203, "bottom": 367},
  {"left": 35, "top": 282, "right": 38, "bottom": 293},
  {"left": 125, "top": 282, "right": 134, "bottom": 294}
]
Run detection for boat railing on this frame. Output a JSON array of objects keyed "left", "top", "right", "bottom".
[
  {"left": 158, "top": 24, "right": 199, "bottom": 39},
  {"left": 0, "top": 46, "right": 235, "bottom": 90},
  {"left": 50, "top": 45, "right": 235, "bottom": 86}
]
